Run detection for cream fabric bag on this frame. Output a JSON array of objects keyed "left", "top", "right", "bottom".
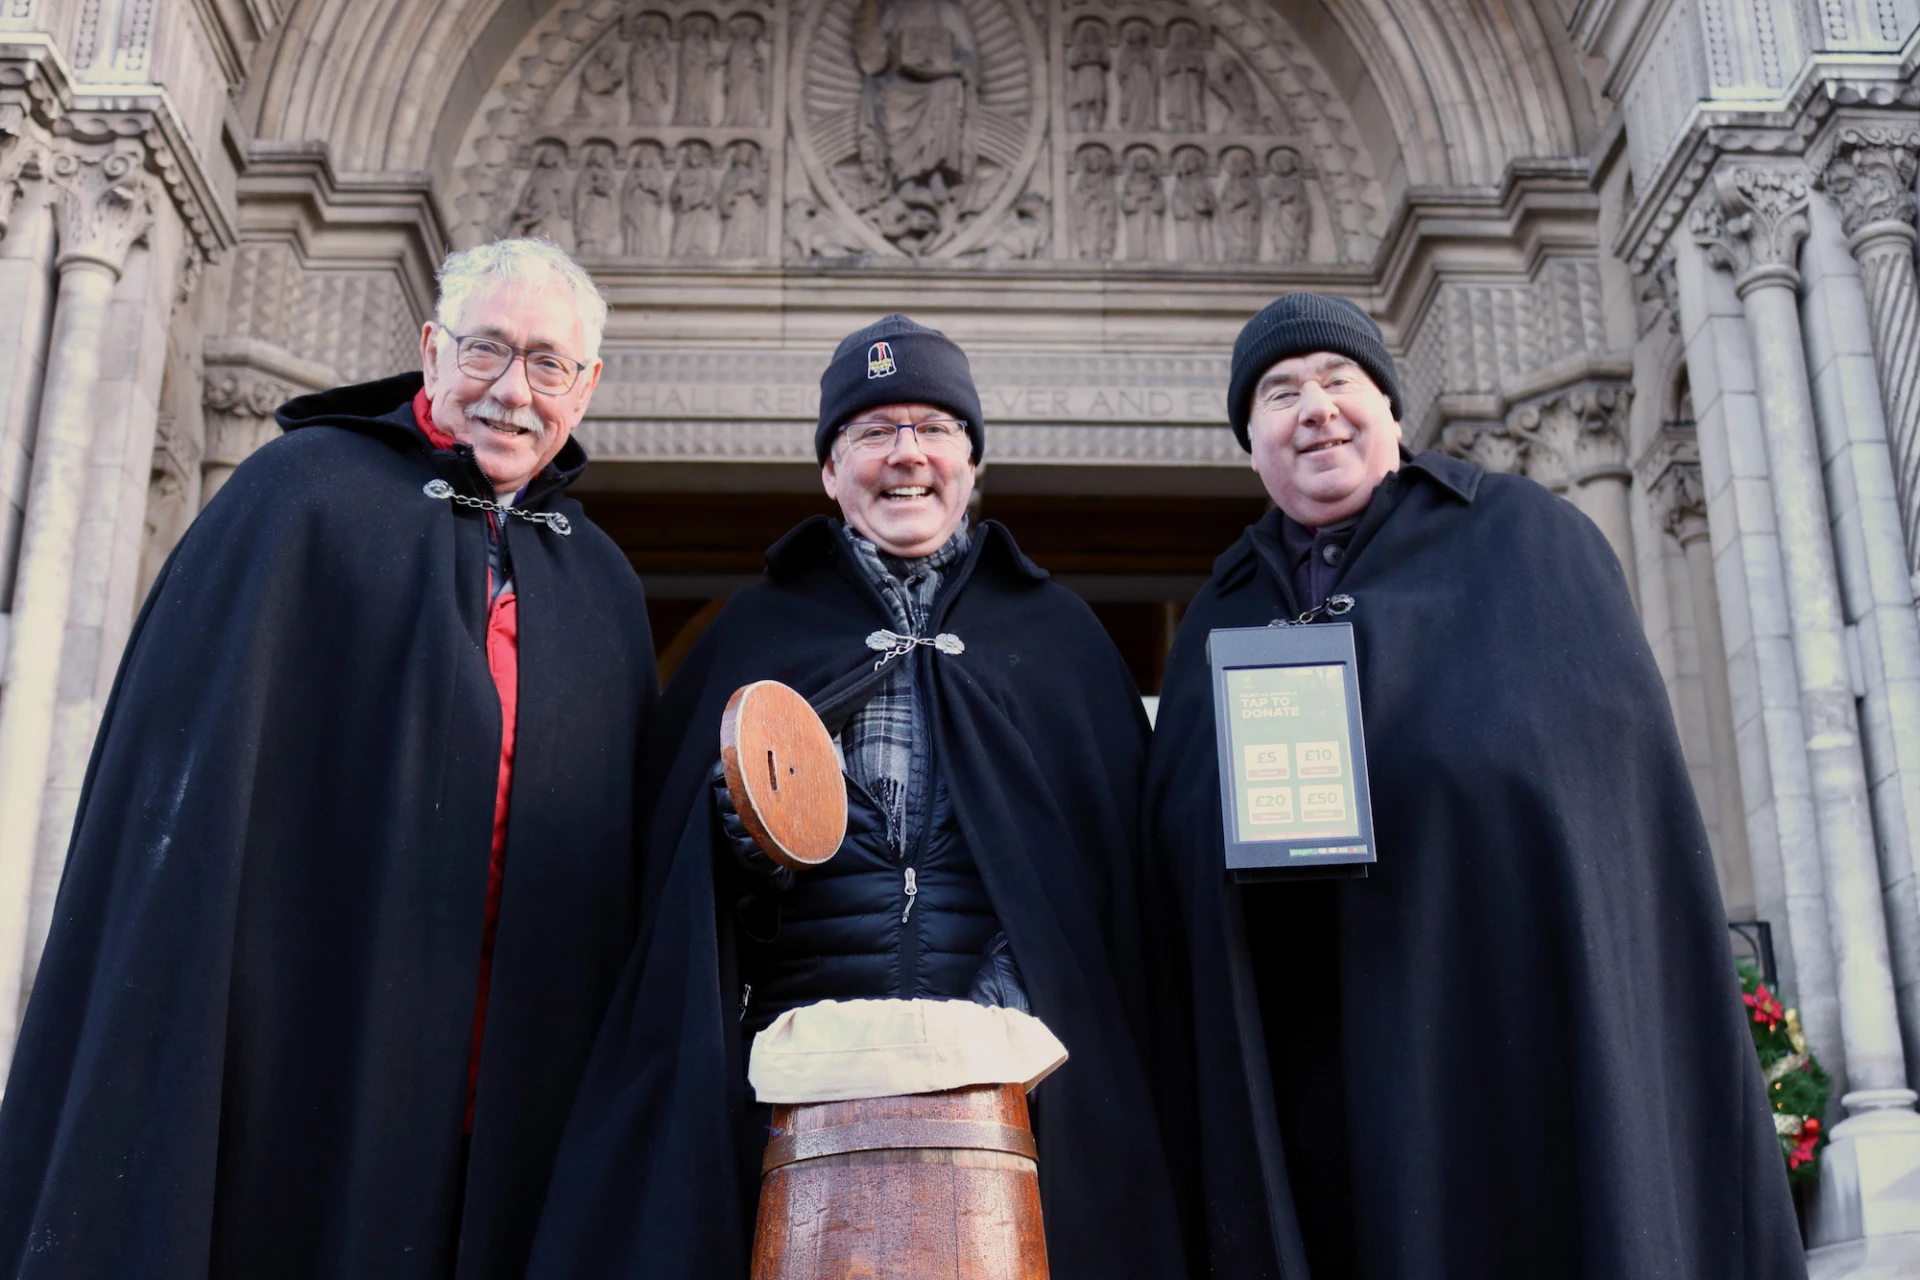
[{"left": 748, "top": 998, "right": 1069, "bottom": 1104}]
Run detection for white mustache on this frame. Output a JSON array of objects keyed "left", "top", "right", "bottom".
[{"left": 466, "top": 401, "right": 546, "bottom": 440}]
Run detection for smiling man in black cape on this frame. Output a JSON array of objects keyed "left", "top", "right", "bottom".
[
  {"left": 525, "top": 314, "right": 1187, "bottom": 1279},
  {"left": 1145, "top": 293, "right": 1806, "bottom": 1278},
  {"left": 0, "top": 239, "right": 657, "bottom": 1280}
]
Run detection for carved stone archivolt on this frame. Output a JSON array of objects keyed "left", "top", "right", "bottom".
[{"left": 449, "top": 0, "right": 1383, "bottom": 268}]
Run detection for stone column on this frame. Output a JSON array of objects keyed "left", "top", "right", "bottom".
[
  {"left": 1694, "top": 162, "right": 1920, "bottom": 1256},
  {"left": 1648, "top": 445, "right": 1753, "bottom": 912},
  {"left": 0, "top": 140, "right": 154, "bottom": 1068},
  {"left": 1818, "top": 125, "right": 1920, "bottom": 593}
]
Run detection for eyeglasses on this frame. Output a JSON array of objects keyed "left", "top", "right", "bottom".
[
  {"left": 838, "top": 419, "right": 971, "bottom": 454},
  {"left": 449, "top": 334, "right": 589, "bottom": 396}
]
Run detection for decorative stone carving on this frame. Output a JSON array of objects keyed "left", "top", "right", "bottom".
[
  {"left": 451, "top": 0, "right": 1387, "bottom": 266},
  {"left": 623, "top": 140, "right": 671, "bottom": 257},
  {"left": 628, "top": 11, "right": 676, "bottom": 126},
  {"left": 716, "top": 140, "right": 767, "bottom": 259},
  {"left": 572, "top": 141, "right": 622, "bottom": 255},
  {"left": 509, "top": 141, "right": 571, "bottom": 242},
  {"left": 724, "top": 13, "right": 770, "bottom": 126},
  {"left": 1070, "top": 143, "right": 1118, "bottom": 259},
  {"left": 675, "top": 12, "right": 724, "bottom": 126},
  {"left": 1261, "top": 145, "right": 1306, "bottom": 263},
  {"left": 1817, "top": 125, "right": 1920, "bottom": 238},
  {"left": 1169, "top": 143, "right": 1214, "bottom": 259},
  {"left": 1637, "top": 253, "right": 1679, "bottom": 337},
  {"left": 1692, "top": 165, "right": 1810, "bottom": 283},
  {"left": 965, "top": 191, "right": 1050, "bottom": 264},
  {"left": 1817, "top": 124, "right": 1920, "bottom": 588},
  {"left": 1067, "top": 17, "right": 1111, "bottom": 132},
  {"left": 0, "top": 133, "right": 40, "bottom": 240},
  {"left": 1114, "top": 17, "right": 1157, "bottom": 131},
  {"left": 1216, "top": 145, "right": 1258, "bottom": 262},
  {"left": 1440, "top": 380, "right": 1632, "bottom": 492},
  {"left": 670, "top": 138, "right": 718, "bottom": 258},
  {"left": 1162, "top": 19, "right": 1206, "bottom": 132},
  {"left": 1121, "top": 144, "right": 1165, "bottom": 260},
  {"left": 1649, "top": 452, "right": 1710, "bottom": 544},
  {"left": 42, "top": 139, "right": 156, "bottom": 275},
  {"left": 574, "top": 44, "right": 625, "bottom": 126}
]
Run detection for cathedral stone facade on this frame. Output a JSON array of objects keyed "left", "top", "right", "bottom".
[{"left": 4, "top": 0, "right": 1920, "bottom": 1267}]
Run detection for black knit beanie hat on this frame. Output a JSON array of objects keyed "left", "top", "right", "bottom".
[
  {"left": 1227, "top": 293, "right": 1403, "bottom": 450},
  {"left": 815, "top": 314, "right": 985, "bottom": 465}
]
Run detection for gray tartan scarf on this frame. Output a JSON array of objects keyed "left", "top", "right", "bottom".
[{"left": 842, "top": 518, "right": 971, "bottom": 854}]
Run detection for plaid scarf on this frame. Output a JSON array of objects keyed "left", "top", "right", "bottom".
[{"left": 841, "top": 518, "right": 971, "bottom": 853}]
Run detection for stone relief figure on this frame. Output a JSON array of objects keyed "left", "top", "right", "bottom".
[
  {"left": 627, "top": 12, "right": 675, "bottom": 126},
  {"left": 852, "top": 0, "right": 981, "bottom": 251},
  {"left": 1163, "top": 22, "right": 1207, "bottom": 132},
  {"left": 574, "top": 44, "right": 626, "bottom": 126},
  {"left": 1211, "top": 55, "right": 1262, "bottom": 133},
  {"left": 622, "top": 139, "right": 671, "bottom": 258},
  {"left": 723, "top": 13, "right": 768, "bottom": 126},
  {"left": 1115, "top": 19, "right": 1157, "bottom": 132},
  {"left": 1071, "top": 144, "right": 1118, "bottom": 260},
  {"left": 1067, "top": 19, "right": 1111, "bottom": 133},
  {"left": 786, "top": 193, "right": 862, "bottom": 260},
  {"left": 572, "top": 141, "right": 622, "bottom": 254},
  {"left": 676, "top": 12, "right": 722, "bottom": 126},
  {"left": 1217, "top": 146, "right": 1259, "bottom": 261},
  {"left": 671, "top": 138, "right": 719, "bottom": 257},
  {"left": 975, "top": 192, "right": 1051, "bottom": 264},
  {"left": 1263, "top": 146, "right": 1308, "bottom": 263},
  {"left": 718, "top": 140, "right": 768, "bottom": 258},
  {"left": 509, "top": 142, "right": 572, "bottom": 243},
  {"left": 1169, "top": 144, "right": 1214, "bottom": 259},
  {"left": 1121, "top": 145, "right": 1164, "bottom": 261}
]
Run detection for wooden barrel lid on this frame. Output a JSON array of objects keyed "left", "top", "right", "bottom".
[{"left": 720, "top": 680, "right": 847, "bottom": 870}]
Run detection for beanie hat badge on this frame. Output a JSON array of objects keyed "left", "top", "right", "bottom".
[{"left": 867, "top": 342, "right": 897, "bottom": 379}]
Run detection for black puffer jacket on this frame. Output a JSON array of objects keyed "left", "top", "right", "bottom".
[{"left": 740, "top": 770, "right": 998, "bottom": 1039}]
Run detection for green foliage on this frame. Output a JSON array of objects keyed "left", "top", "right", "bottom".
[{"left": 1739, "top": 960, "right": 1829, "bottom": 1188}]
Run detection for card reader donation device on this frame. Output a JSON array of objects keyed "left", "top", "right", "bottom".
[{"left": 1207, "top": 622, "right": 1376, "bottom": 881}]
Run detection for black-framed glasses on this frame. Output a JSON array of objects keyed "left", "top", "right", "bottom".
[
  {"left": 450, "top": 333, "right": 589, "bottom": 396},
  {"left": 838, "top": 419, "right": 971, "bottom": 454}
]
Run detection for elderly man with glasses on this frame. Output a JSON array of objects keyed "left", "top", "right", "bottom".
[
  {"left": 525, "top": 315, "right": 1187, "bottom": 1280},
  {"left": 0, "top": 239, "right": 658, "bottom": 1280}
]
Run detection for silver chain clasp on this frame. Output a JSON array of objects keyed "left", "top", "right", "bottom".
[
  {"left": 422, "top": 478, "right": 571, "bottom": 536},
  {"left": 1270, "top": 593, "right": 1355, "bottom": 628},
  {"left": 865, "top": 628, "right": 966, "bottom": 670}
]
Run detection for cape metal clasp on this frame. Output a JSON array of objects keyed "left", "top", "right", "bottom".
[{"left": 865, "top": 629, "right": 965, "bottom": 669}]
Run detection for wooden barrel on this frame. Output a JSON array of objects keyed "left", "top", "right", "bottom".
[{"left": 750, "top": 1083, "right": 1050, "bottom": 1280}]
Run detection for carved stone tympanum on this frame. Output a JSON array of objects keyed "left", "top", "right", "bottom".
[{"left": 450, "top": 0, "right": 1388, "bottom": 267}]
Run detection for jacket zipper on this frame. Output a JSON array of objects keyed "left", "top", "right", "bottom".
[{"left": 901, "top": 867, "right": 917, "bottom": 922}]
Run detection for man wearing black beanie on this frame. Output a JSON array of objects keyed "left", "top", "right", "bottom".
[
  {"left": 1144, "top": 293, "right": 1806, "bottom": 1279},
  {"left": 527, "top": 316, "right": 1188, "bottom": 1280}
]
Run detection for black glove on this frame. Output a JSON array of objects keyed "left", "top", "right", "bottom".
[
  {"left": 968, "top": 932, "right": 1030, "bottom": 1014},
  {"left": 709, "top": 758, "right": 795, "bottom": 898}
]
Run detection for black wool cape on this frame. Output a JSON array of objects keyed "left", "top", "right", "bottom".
[
  {"left": 0, "top": 374, "right": 658, "bottom": 1280},
  {"left": 1145, "top": 452, "right": 1806, "bottom": 1280},
  {"left": 525, "top": 516, "right": 1189, "bottom": 1280}
]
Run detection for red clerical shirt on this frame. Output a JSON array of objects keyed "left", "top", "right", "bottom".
[{"left": 413, "top": 390, "right": 518, "bottom": 1134}]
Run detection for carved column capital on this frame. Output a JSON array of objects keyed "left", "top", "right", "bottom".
[
  {"left": 1691, "top": 165, "right": 1810, "bottom": 289},
  {"left": 0, "top": 132, "right": 44, "bottom": 242},
  {"left": 1439, "top": 420, "right": 1525, "bottom": 476},
  {"left": 1643, "top": 432, "right": 1709, "bottom": 545},
  {"left": 1637, "top": 253, "right": 1680, "bottom": 337},
  {"left": 42, "top": 138, "right": 156, "bottom": 277},
  {"left": 1815, "top": 125, "right": 1920, "bottom": 243},
  {"left": 1510, "top": 381, "right": 1634, "bottom": 491}
]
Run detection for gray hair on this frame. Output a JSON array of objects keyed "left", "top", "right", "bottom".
[{"left": 434, "top": 238, "right": 609, "bottom": 361}]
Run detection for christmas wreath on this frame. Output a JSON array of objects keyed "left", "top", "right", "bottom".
[{"left": 1739, "top": 960, "right": 1829, "bottom": 1186}]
